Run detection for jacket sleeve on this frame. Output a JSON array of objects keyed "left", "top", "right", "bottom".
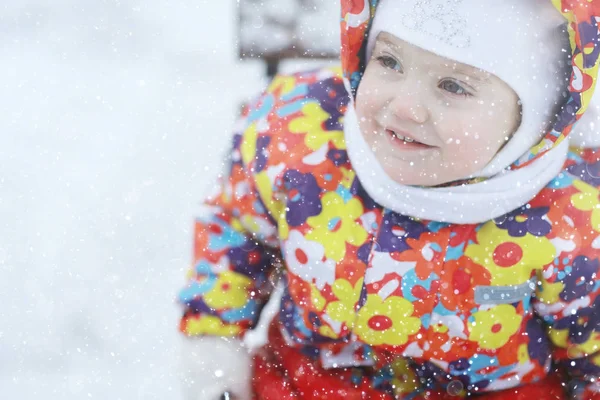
[
  {"left": 178, "top": 92, "right": 286, "bottom": 339},
  {"left": 533, "top": 178, "right": 600, "bottom": 399}
]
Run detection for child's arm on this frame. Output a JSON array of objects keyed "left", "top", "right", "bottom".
[
  {"left": 533, "top": 244, "right": 600, "bottom": 399},
  {"left": 178, "top": 95, "right": 285, "bottom": 399},
  {"left": 179, "top": 104, "right": 281, "bottom": 339}
]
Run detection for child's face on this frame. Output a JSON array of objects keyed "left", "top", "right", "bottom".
[{"left": 355, "top": 33, "right": 521, "bottom": 186}]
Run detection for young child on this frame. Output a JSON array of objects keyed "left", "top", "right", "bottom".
[{"left": 178, "top": 0, "right": 600, "bottom": 399}]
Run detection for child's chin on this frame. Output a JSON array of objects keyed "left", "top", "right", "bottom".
[
  {"left": 385, "top": 170, "right": 435, "bottom": 187},
  {"left": 381, "top": 157, "right": 476, "bottom": 187},
  {"left": 380, "top": 162, "right": 440, "bottom": 187},
  {"left": 394, "top": 172, "right": 465, "bottom": 188}
]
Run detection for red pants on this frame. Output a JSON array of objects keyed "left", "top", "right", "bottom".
[{"left": 251, "top": 321, "right": 567, "bottom": 400}]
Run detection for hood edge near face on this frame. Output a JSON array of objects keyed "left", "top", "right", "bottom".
[{"left": 340, "top": 0, "right": 600, "bottom": 177}]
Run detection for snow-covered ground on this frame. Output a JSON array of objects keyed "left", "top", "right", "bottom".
[{"left": 0, "top": 1, "right": 335, "bottom": 398}]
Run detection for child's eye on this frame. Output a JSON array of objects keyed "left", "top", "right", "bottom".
[
  {"left": 439, "top": 79, "right": 472, "bottom": 97},
  {"left": 376, "top": 55, "right": 403, "bottom": 73}
]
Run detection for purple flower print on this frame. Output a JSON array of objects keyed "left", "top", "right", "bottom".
[
  {"left": 554, "top": 99, "right": 579, "bottom": 133},
  {"left": 284, "top": 169, "right": 322, "bottom": 227},
  {"left": 255, "top": 135, "right": 271, "bottom": 173},
  {"left": 279, "top": 291, "right": 300, "bottom": 338},
  {"left": 228, "top": 242, "right": 271, "bottom": 280},
  {"left": 357, "top": 242, "right": 372, "bottom": 265},
  {"left": 415, "top": 360, "right": 491, "bottom": 394},
  {"left": 526, "top": 317, "right": 552, "bottom": 366},
  {"left": 557, "top": 352, "right": 600, "bottom": 378},
  {"left": 375, "top": 211, "right": 427, "bottom": 253},
  {"left": 306, "top": 311, "right": 338, "bottom": 344},
  {"left": 495, "top": 205, "right": 551, "bottom": 237},
  {"left": 447, "top": 358, "right": 491, "bottom": 393},
  {"left": 579, "top": 21, "right": 600, "bottom": 69},
  {"left": 555, "top": 296, "right": 600, "bottom": 345},
  {"left": 327, "top": 149, "right": 349, "bottom": 167},
  {"left": 412, "top": 361, "right": 441, "bottom": 390},
  {"left": 560, "top": 255, "right": 599, "bottom": 302},
  {"left": 278, "top": 286, "right": 337, "bottom": 346},
  {"left": 306, "top": 77, "right": 348, "bottom": 131},
  {"left": 299, "top": 344, "right": 321, "bottom": 360},
  {"left": 567, "top": 160, "right": 600, "bottom": 187},
  {"left": 187, "top": 298, "right": 216, "bottom": 315},
  {"left": 231, "top": 133, "right": 244, "bottom": 168},
  {"left": 350, "top": 177, "right": 379, "bottom": 210}
]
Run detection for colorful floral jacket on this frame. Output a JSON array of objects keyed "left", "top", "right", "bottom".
[
  {"left": 179, "top": 1, "right": 600, "bottom": 398},
  {"left": 179, "top": 68, "right": 600, "bottom": 397}
]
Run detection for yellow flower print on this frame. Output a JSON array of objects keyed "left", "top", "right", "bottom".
[
  {"left": 267, "top": 75, "right": 297, "bottom": 96},
  {"left": 306, "top": 192, "right": 368, "bottom": 262},
  {"left": 184, "top": 315, "right": 241, "bottom": 337},
  {"left": 528, "top": 138, "right": 556, "bottom": 160},
  {"left": 517, "top": 343, "right": 530, "bottom": 364},
  {"left": 354, "top": 294, "right": 421, "bottom": 346},
  {"left": 573, "top": 333, "right": 600, "bottom": 357},
  {"left": 288, "top": 102, "right": 345, "bottom": 150},
  {"left": 254, "top": 167, "right": 289, "bottom": 239},
  {"left": 548, "top": 327, "right": 569, "bottom": 348},
  {"left": 535, "top": 279, "right": 564, "bottom": 304},
  {"left": 465, "top": 223, "right": 556, "bottom": 286},
  {"left": 185, "top": 268, "right": 195, "bottom": 281},
  {"left": 468, "top": 304, "right": 523, "bottom": 350},
  {"left": 571, "top": 180, "right": 600, "bottom": 232},
  {"left": 318, "top": 325, "right": 339, "bottom": 339},
  {"left": 390, "top": 357, "right": 420, "bottom": 395},
  {"left": 326, "top": 278, "right": 364, "bottom": 327},
  {"left": 203, "top": 271, "right": 252, "bottom": 310},
  {"left": 432, "top": 323, "right": 449, "bottom": 334},
  {"left": 311, "top": 284, "right": 327, "bottom": 312},
  {"left": 548, "top": 328, "right": 600, "bottom": 358},
  {"left": 240, "top": 123, "right": 258, "bottom": 166},
  {"left": 340, "top": 167, "right": 355, "bottom": 189},
  {"left": 312, "top": 282, "right": 343, "bottom": 339}
]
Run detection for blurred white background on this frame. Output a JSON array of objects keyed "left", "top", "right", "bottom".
[
  {"left": 0, "top": 0, "right": 339, "bottom": 398},
  {"left": 0, "top": 0, "right": 340, "bottom": 398},
  {"left": 1, "top": 1, "right": 265, "bottom": 399}
]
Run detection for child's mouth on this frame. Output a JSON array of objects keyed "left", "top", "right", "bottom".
[{"left": 385, "top": 129, "right": 433, "bottom": 150}]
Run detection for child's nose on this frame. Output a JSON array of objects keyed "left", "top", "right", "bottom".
[{"left": 389, "top": 95, "right": 429, "bottom": 124}]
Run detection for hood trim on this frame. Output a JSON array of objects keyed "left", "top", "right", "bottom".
[{"left": 344, "top": 104, "right": 570, "bottom": 224}]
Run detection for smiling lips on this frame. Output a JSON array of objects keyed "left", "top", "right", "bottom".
[{"left": 385, "top": 128, "right": 434, "bottom": 149}]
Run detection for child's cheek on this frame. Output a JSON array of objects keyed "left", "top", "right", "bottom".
[
  {"left": 442, "top": 122, "right": 493, "bottom": 171},
  {"left": 358, "top": 69, "right": 389, "bottom": 105},
  {"left": 356, "top": 90, "right": 380, "bottom": 122},
  {"left": 461, "top": 136, "right": 500, "bottom": 174}
]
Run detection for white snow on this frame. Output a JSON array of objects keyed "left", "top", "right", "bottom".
[{"left": 0, "top": 1, "right": 335, "bottom": 399}]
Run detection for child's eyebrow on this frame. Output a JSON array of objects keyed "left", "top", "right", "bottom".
[
  {"left": 376, "top": 34, "right": 491, "bottom": 85},
  {"left": 451, "top": 65, "right": 492, "bottom": 84},
  {"left": 377, "top": 36, "right": 402, "bottom": 52}
]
